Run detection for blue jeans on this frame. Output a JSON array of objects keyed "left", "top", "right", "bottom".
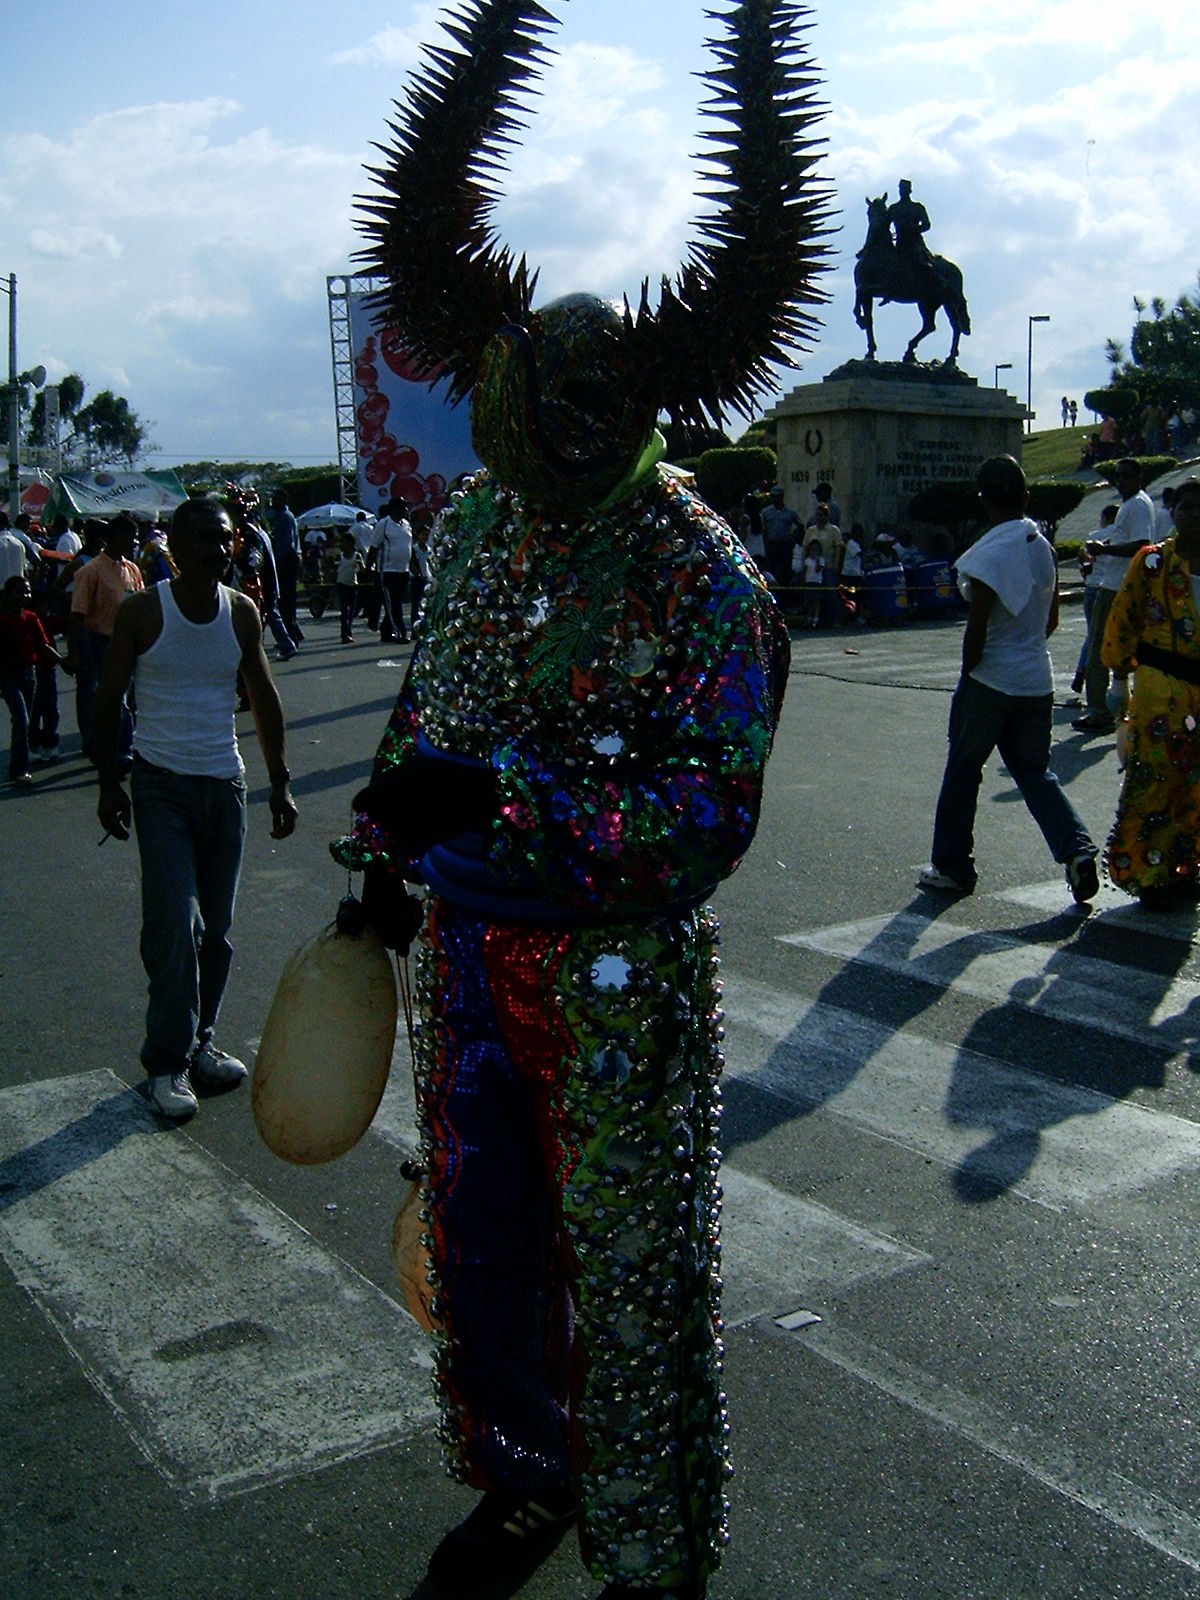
[
  {"left": 76, "top": 632, "right": 133, "bottom": 762},
  {"left": 2, "top": 664, "right": 34, "bottom": 778},
  {"left": 31, "top": 661, "right": 59, "bottom": 748},
  {"left": 131, "top": 757, "right": 246, "bottom": 1075},
  {"left": 1073, "top": 583, "right": 1099, "bottom": 682},
  {"left": 1083, "top": 586, "right": 1117, "bottom": 716},
  {"left": 931, "top": 676, "right": 1094, "bottom": 887},
  {"left": 275, "top": 550, "right": 303, "bottom": 644}
]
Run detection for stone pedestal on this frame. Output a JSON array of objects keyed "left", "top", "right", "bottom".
[{"left": 768, "top": 361, "right": 1027, "bottom": 539}]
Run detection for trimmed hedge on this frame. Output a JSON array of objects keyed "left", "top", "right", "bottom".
[
  {"left": 694, "top": 446, "right": 777, "bottom": 512},
  {"left": 906, "top": 481, "right": 977, "bottom": 532},
  {"left": 1083, "top": 385, "right": 1140, "bottom": 421},
  {"left": 1093, "top": 454, "right": 1178, "bottom": 489},
  {"left": 1025, "top": 481, "right": 1087, "bottom": 536}
]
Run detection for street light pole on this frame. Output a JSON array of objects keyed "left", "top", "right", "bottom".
[
  {"left": 995, "top": 361, "right": 1013, "bottom": 390},
  {"left": 3, "top": 274, "right": 17, "bottom": 521},
  {"left": 1027, "top": 314, "right": 1049, "bottom": 435}
]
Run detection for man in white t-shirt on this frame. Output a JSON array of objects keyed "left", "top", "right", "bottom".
[
  {"left": 0, "top": 518, "right": 28, "bottom": 584},
  {"left": 351, "top": 511, "right": 380, "bottom": 630},
  {"left": 919, "top": 455, "right": 1098, "bottom": 902},
  {"left": 1154, "top": 486, "right": 1176, "bottom": 540},
  {"left": 369, "top": 497, "right": 414, "bottom": 643},
  {"left": 1074, "top": 458, "right": 1155, "bottom": 732}
]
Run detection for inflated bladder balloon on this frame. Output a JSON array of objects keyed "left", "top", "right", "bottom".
[{"left": 253, "top": 919, "right": 398, "bottom": 1164}]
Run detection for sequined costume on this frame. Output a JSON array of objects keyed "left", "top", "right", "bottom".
[
  {"left": 1102, "top": 538, "right": 1200, "bottom": 894},
  {"left": 340, "top": 464, "right": 787, "bottom": 1588},
  {"left": 342, "top": 3, "right": 830, "bottom": 1590}
]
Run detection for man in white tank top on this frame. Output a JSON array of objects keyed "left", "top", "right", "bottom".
[{"left": 92, "top": 498, "right": 298, "bottom": 1119}]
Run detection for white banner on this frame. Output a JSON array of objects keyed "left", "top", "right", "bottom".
[{"left": 46, "top": 468, "right": 187, "bottom": 520}]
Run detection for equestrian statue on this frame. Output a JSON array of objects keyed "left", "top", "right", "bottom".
[{"left": 853, "top": 181, "right": 970, "bottom": 365}]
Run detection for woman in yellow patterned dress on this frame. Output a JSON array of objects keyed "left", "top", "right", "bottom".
[{"left": 1102, "top": 477, "right": 1200, "bottom": 909}]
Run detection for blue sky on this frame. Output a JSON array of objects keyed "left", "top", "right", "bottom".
[{"left": 3, "top": 1, "right": 1198, "bottom": 465}]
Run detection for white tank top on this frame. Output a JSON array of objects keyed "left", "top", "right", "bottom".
[{"left": 133, "top": 582, "right": 245, "bottom": 779}]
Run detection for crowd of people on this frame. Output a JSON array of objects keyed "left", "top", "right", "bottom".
[
  {"left": 1080, "top": 400, "right": 1197, "bottom": 467},
  {"left": 298, "top": 498, "right": 434, "bottom": 645},
  {"left": 732, "top": 478, "right": 943, "bottom": 627},
  {"left": 0, "top": 490, "right": 442, "bottom": 785}
]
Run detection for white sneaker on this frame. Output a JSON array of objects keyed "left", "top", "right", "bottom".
[
  {"left": 148, "top": 1072, "right": 199, "bottom": 1119},
  {"left": 917, "top": 866, "right": 973, "bottom": 894},
  {"left": 190, "top": 1042, "right": 247, "bottom": 1088}
]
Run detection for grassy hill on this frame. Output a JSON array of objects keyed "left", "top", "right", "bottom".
[{"left": 1019, "top": 426, "right": 1093, "bottom": 481}]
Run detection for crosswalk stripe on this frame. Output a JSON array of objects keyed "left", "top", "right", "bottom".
[
  {"left": 792, "top": 1324, "right": 1200, "bottom": 1575},
  {"left": 367, "top": 1072, "right": 931, "bottom": 1328},
  {"left": 779, "top": 907, "right": 1200, "bottom": 1060},
  {"left": 718, "top": 1168, "right": 930, "bottom": 1327},
  {"left": 0, "top": 1070, "right": 435, "bottom": 1499},
  {"left": 1000, "top": 877, "right": 1200, "bottom": 938},
  {"left": 718, "top": 975, "right": 1200, "bottom": 1208}
]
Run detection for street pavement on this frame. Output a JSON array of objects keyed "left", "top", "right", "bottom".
[{"left": 3, "top": 598, "right": 1200, "bottom": 1599}]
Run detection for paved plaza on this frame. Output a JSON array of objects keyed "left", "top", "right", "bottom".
[{"left": 4, "top": 601, "right": 1200, "bottom": 1598}]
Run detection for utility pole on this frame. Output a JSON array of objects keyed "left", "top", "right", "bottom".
[{"left": 4, "top": 274, "right": 17, "bottom": 521}]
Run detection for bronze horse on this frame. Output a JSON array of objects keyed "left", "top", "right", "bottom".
[{"left": 853, "top": 194, "right": 970, "bottom": 364}]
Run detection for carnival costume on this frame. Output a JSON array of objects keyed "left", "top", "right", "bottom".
[
  {"left": 1103, "top": 538, "right": 1200, "bottom": 896},
  {"left": 337, "top": 3, "right": 831, "bottom": 1592}
]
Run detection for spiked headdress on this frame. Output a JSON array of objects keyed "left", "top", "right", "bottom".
[{"left": 357, "top": 1, "right": 833, "bottom": 507}]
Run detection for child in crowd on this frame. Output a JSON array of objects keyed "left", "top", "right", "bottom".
[
  {"left": 0, "top": 575, "right": 69, "bottom": 787},
  {"left": 335, "top": 531, "right": 365, "bottom": 643},
  {"left": 801, "top": 537, "right": 824, "bottom": 626},
  {"left": 409, "top": 514, "right": 432, "bottom": 630}
]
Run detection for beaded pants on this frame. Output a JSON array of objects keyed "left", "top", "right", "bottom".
[{"left": 413, "top": 897, "right": 730, "bottom": 1590}]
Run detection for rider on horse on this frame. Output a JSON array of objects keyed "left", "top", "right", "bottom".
[{"left": 853, "top": 184, "right": 970, "bottom": 364}]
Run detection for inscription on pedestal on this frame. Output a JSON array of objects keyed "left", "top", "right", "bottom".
[{"left": 768, "top": 370, "right": 1026, "bottom": 542}]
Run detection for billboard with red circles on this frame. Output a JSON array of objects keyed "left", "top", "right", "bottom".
[{"left": 348, "top": 292, "right": 479, "bottom": 516}]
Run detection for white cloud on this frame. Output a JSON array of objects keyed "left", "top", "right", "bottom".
[
  {"left": 329, "top": 23, "right": 427, "bottom": 70},
  {"left": 1, "top": 97, "right": 366, "bottom": 458},
  {"left": 29, "top": 225, "right": 122, "bottom": 261},
  {"left": 331, "top": 2, "right": 449, "bottom": 66}
]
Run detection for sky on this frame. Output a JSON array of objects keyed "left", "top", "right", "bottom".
[{"left": 3, "top": 0, "right": 1199, "bottom": 469}]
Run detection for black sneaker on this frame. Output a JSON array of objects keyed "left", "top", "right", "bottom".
[
  {"left": 1066, "top": 853, "right": 1100, "bottom": 905},
  {"left": 427, "top": 1487, "right": 576, "bottom": 1595}
]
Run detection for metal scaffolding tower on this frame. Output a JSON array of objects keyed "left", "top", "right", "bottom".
[{"left": 326, "top": 274, "right": 384, "bottom": 504}]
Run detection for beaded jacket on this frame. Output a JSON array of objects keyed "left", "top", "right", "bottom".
[{"left": 340, "top": 464, "right": 789, "bottom": 923}]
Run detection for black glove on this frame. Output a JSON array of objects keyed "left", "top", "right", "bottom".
[
  {"left": 357, "top": 871, "right": 426, "bottom": 954},
  {"left": 354, "top": 754, "right": 497, "bottom": 862}
]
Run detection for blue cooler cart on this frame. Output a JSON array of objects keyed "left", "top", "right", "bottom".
[
  {"left": 911, "top": 558, "right": 957, "bottom": 615},
  {"left": 864, "top": 563, "right": 909, "bottom": 623}
]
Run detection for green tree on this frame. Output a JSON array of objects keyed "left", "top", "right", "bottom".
[
  {"left": 1106, "top": 278, "right": 1200, "bottom": 409},
  {"left": 25, "top": 372, "right": 86, "bottom": 449},
  {"left": 1082, "top": 384, "right": 1139, "bottom": 424},
  {"left": 71, "top": 388, "right": 153, "bottom": 467},
  {"left": 735, "top": 417, "right": 777, "bottom": 451}
]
